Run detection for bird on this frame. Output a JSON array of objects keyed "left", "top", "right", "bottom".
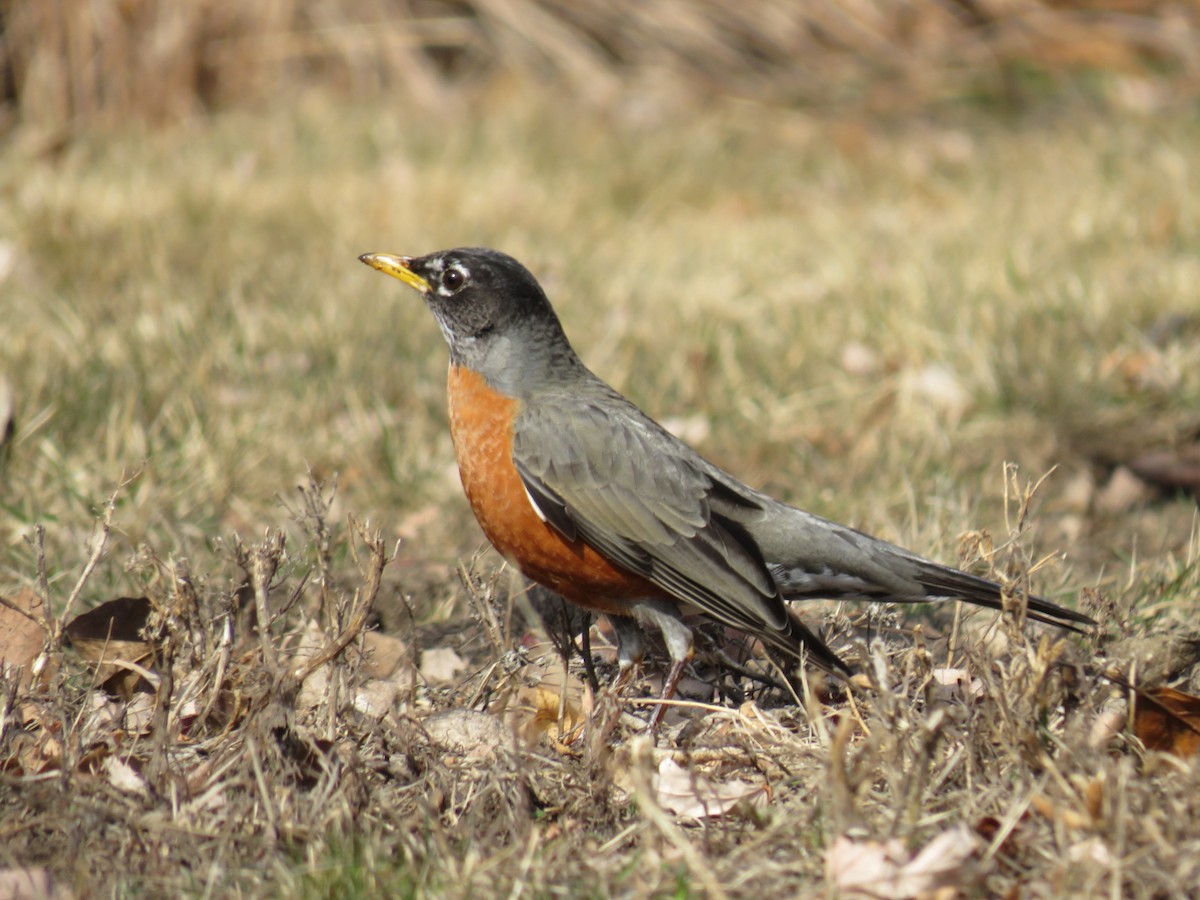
[{"left": 359, "top": 247, "right": 1095, "bottom": 728}]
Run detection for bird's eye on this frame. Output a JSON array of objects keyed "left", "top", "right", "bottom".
[{"left": 443, "top": 269, "right": 466, "bottom": 292}]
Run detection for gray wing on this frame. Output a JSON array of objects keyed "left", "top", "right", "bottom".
[{"left": 511, "top": 391, "right": 792, "bottom": 639}]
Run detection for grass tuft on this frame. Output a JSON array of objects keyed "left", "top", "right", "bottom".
[{"left": 1, "top": 93, "right": 1199, "bottom": 894}]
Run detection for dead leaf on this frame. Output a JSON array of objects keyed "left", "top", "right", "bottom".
[
  {"left": 11, "top": 728, "right": 63, "bottom": 776},
  {"left": 654, "top": 757, "right": 768, "bottom": 820},
  {"left": 826, "top": 825, "right": 980, "bottom": 898},
  {"left": 0, "top": 589, "right": 49, "bottom": 688},
  {"left": 102, "top": 755, "right": 148, "bottom": 797},
  {"left": 516, "top": 683, "right": 587, "bottom": 746},
  {"left": 1133, "top": 685, "right": 1200, "bottom": 757},
  {"left": 123, "top": 690, "right": 158, "bottom": 736},
  {"left": 79, "top": 690, "right": 125, "bottom": 747},
  {"left": 171, "top": 670, "right": 206, "bottom": 733},
  {"left": 64, "top": 596, "right": 156, "bottom": 696}
]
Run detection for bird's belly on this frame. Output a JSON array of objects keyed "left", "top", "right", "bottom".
[{"left": 446, "top": 364, "right": 655, "bottom": 613}]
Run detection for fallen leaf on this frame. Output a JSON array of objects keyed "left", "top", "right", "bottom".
[
  {"left": 654, "top": 757, "right": 768, "bottom": 819},
  {"left": 0, "top": 589, "right": 49, "bottom": 689},
  {"left": 11, "top": 728, "right": 63, "bottom": 776},
  {"left": 171, "top": 670, "right": 206, "bottom": 733},
  {"left": 516, "top": 682, "right": 587, "bottom": 746},
  {"left": 826, "top": 825, "right": 980, "bottom": 898},
  {"left": 102, "top": 755, "right": 148, "bottom": 797},
  {"left": 1133, "top": 685, "right": 1200, "bottom": 757},
  {"left": 123, "top": 690, "right": 158, "bottom": 736},
  {"left": 78, "top": 690, "right": 125, "bottom": 747},
  {"left": 64, "top": 596, "right": 156, "bottom": 696}
]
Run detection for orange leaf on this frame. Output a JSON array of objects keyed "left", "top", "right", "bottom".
[{"left": 1133, "top": 686, "right": 1200, "bottom": 757}]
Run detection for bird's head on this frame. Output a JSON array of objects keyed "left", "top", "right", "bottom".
[{"left": 359, "top": 247, "right": 575, "bottom": 393}]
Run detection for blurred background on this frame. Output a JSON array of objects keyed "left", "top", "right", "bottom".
[
  {"left": 0, "top": 0, "right": 1197, "bottom": 597},
  {"left": 3, "top": 0, "right": 1200, "bottom": 134}
]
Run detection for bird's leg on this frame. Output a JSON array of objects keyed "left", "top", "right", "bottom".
[
  {"left": 608, "top": 613, "right": 645, "bottom": 692},
  {"left": 649, "top": 657, "right": 689, "bottom": 732},
  {"left": 633, "top": 599, "right": 697, "bottom": 733}
]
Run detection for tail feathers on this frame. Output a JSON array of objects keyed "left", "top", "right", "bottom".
[
  {"left": 768, "top": 560, "right": 1096, "bottom": 633},
  {"left": 912, "top": 562, "right": 1096, "bottom": 631}
]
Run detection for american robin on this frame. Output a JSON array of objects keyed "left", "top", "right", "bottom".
[{"left": 359, "top": 247, "right": 1095, "bottom": 726}]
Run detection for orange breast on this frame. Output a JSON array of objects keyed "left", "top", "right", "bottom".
[{"left": 446, "top": 364, "right": 656, "bottom": 614}]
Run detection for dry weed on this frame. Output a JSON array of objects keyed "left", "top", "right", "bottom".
[
  {"left": 3, "top": 0, "right": 1200, "bottom": 136},
  {"left": 2, "top": 470, "right": 1198, "bottom": 895}
]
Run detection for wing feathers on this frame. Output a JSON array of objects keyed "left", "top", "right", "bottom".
[{"left": 514, "top": 394, "right": 790, "bottom": 639}]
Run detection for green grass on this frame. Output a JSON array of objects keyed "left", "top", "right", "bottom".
[
  {"left": 2, "top": 90, "right": 1199, "bottom": 896},
  {"left": 4, "top": 98, "right": 1197, "bottom": 582}
]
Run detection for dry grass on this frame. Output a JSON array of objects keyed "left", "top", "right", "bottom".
[
  {"left": 4, "top": 0, "right": 1200, "bottom": 137},
  {"left": 1, "top": 90, "right": 1200, "bottom": 895}
]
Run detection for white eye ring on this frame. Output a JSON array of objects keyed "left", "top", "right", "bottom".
[{"left": 442, "top": 266, "right": 468, "bottom": 294}]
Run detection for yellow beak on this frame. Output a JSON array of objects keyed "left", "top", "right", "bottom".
[{"left": 358, "top": 252, "right": 431, "bottom": 294}]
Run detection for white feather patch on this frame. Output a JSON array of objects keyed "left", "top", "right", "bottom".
[{"left": 523, "top": 484, "right": 548, "bottom": 523}]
